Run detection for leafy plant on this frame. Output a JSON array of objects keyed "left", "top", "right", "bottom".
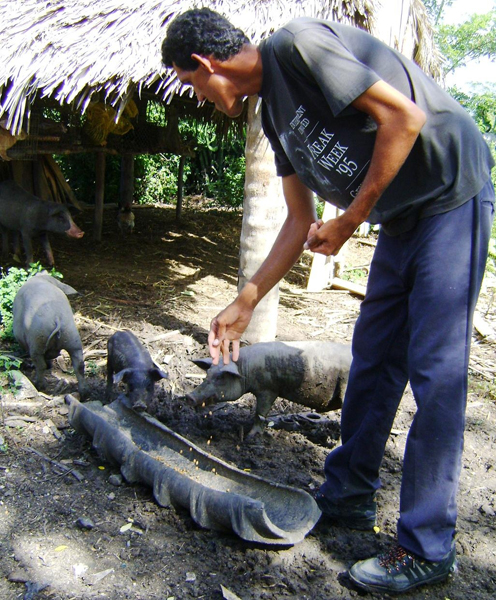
[
  {"left": 0, "top": 354, "right": 22, "bottom": 371},
  {"left": 342, "top": 267, "right": 368, "bottom": 284},
  {"left": 180, "top": 119, "right": 246, "bottom": 209},
  {"left": 0, "top": 354, "right": 22, "bottom": 395},
  {"left": 424, "top": 3, "right": 496, "bottom": 272},
  {"left": 0, "top": 263, "right": 63, "bottom": 340},
  {"left": 0, "top": 353, "right": 23, "bottom": 396},
  {"left": 85, "top": 361, "right": 100, "bottom": 377},
  {"left": 134, "top": 153, "right": 185, "bottom": 205}
]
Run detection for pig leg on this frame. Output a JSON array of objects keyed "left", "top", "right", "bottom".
[
  {"left": 39, "top": 232, "right": 55, "bottom": 267},
  {"left": 69, "top": 348, "right": 88, "bottom": 399},
  {"left": 31, "top": 353, "right": 49, "bottom": 391},
  {"left": 106, "top": 362, "right": 114, "bottom": 400},
  {"left": 21, "top": 230, "right": 34, "bottom": 266},
  {"left": 12, "top": 232, "right": 22, "bottom": 263},
  {"left": 248, "top": 391, "right": 278, "bottom": 437},
  {"left": 1, "top": 226, "right": 9, "bottom": 259}
]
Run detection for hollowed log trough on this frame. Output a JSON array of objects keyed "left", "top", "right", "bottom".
[{"left": 66, "top": 396, "right": 321, "bottom": 545}]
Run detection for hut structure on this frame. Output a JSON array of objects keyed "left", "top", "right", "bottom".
[{"left": 0, "top": 0, "right": 440, "bottom": 340}]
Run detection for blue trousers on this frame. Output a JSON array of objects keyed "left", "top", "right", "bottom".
[{"left": 320, "top": 180, "right": 495, "bottom": 561}]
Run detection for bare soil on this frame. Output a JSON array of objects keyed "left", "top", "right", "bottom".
[{"left": 1, "top": 202, "right": 496, "bottom": 600}]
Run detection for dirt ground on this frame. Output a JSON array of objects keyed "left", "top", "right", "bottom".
[{"left": 1, "top": 201, "right": 496, "bottom": 600}]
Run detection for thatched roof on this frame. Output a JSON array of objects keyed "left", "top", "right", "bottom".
[{"left": 0, "top": 0, "right": 440, "bottom": 137}]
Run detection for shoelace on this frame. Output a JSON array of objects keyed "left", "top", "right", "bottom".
[{"left": 379, "top": 545, "right": 416, "bottom": 572}]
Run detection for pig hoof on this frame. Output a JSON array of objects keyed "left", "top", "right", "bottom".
[{"left": 245, "top": 428, "right": 263, "bottom": 441}]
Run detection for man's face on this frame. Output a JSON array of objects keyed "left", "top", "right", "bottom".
[{"left": 173, "top": 58, "right": 244, "bottom": 118}]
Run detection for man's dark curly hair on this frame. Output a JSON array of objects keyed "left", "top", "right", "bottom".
[{"left": 162, "top": 8, "right": 250, "bottom": 70}]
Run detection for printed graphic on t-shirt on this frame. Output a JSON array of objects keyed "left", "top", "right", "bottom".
[{"left": 279, "top": 103, "right": 372, "bottom": 208}]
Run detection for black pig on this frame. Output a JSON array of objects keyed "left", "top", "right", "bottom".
[
  {"left": 106, "top": 330, "right": 168, "bottom": 411},
  {"left": 188, "top": 341, "right": 352, "bottom": 436},
  {"left": 0, "top": 180, "right": 84, "bottom": 266}
]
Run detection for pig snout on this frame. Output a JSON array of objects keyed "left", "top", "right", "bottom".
[
  {"left": 185, "top": 392, "right": 215, "bottom": 407},
  {"left": 66, "top": 221, "right": 84, "bottom": 239}
]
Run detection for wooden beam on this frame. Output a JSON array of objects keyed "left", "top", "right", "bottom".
[{"left": 331, "top": 277, "right": 367, "bottom": 297}]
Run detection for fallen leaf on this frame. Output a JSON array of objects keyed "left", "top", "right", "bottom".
[
  {"left": 84, "top": 568, "right": 114, "bottom": 585},
  {"left": 221, "top": 584, "right": 242, "bottom": 600}
]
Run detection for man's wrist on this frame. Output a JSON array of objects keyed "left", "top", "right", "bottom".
[{"left": 237, "top": 282, "right": 259, "bottom": 311}]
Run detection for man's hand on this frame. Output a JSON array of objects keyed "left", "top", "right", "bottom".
[
  {"left": 304, "top": 213, "right": 359, "bottom": 256},
  {"left": 208, "top": 300, "right": 254, "bottom": 364}
]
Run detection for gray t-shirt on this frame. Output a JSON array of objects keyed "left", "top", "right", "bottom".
[{"left": 259, "top": 18, "right": 494, "bottom": 235}]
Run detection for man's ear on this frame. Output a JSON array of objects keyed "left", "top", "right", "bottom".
[{"left": 191, "top": 53, "right": 215, "bottom": 74}]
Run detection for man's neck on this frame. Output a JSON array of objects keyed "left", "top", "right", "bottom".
[{"left": 214, "top": 44, "right": 263, "bottom": 97}]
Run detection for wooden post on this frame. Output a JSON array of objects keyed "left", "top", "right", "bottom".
[
  {"left": 11, "top": 160, "right": 34, "bottom": 193},
  {"left": 176, "top": 154, "right": 185, "bottom": 221},
  {"left": 306, "top": 202, "right": 336, "bottom": 292},
  {"left": 33, "top": 158, "right": 52, "bottom": 201},
  {"left": 120, "top": 153, "right": 134, "bottom": 207},
  {"left": 94, "top": 151, "right": 106, "bottom": 241}
]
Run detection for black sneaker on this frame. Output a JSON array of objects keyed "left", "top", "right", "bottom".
[
  {"left": 349, "top": 543, "right": 457, "bottom": 593},
  {"left": 314, "top": 491, "right": 377, "bottom": 530}
]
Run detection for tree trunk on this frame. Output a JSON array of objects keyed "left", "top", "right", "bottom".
[{"left": 238, "top": 96, "right": 287, "bottom": 343}]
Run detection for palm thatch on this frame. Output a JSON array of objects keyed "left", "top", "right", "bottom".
[{"left": 0, "top": 0, "right": 440, "bottom": 139}]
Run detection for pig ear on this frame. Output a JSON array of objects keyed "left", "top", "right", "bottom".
[
  {"left": 113, "top": 368, "right": 133, "bottom": 384},
  {"left": 38, "top": 274, "right": 80, "bottom": 296},
  {"left": 150, "top": 367, "right": 168, "bottom": 381},
  {"left": 48, "top": 205, "right": 66, "bottom": 217},
  {"left": 221, "top": 361, "right": 241, "bottom": 377},
  {"left": 192, "top": 358, "right": 213, "bottom": 371}
]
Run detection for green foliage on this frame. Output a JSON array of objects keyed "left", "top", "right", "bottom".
[
  {"left": 315, "top": 198, "right": 325, "bottom": 220},
  {"left": 0, "top": 263, "right": 63, "bottom": 340},
  {"left": 0, "top": 354, "right": 22, "bottom": 371},
  {"left": 449, "top": 84, "right": 496, "bottom": 187},
  {"left": 135, "top": 153, "right": 185, "bottom": 204},
  {"left": 423, "top": 1, "right": 455, "bottom": 24},
  {"left": 436, "top": 11, "right": 496, "bottom": 76},
  {"left": 342, "top": 268, "right": 368, "bottom": 284},
  {"left": 206, "top": 154, "right": 246, "bottom": 209},
  {"left": 425, "top": 2, "right": 496, "bottom": 270},
  {"left": 449, "top": 85, "right": 496, "bottom": 133},
  {"left": 469, "top": 377, "right": 496, "bottom": 403},
  {"left": 146, "top": 101, "right": 167, "bottom": 126},
  {"left": 180, "top": 119, "right": 246, "bottom": 209},
  {"left": 54, "top": 153, "right": 122, "bottom": 204},
  {"left": 0, "top": 354, "right": 23, "bottom": 395},
  {"left": 85, "top": 361, "right": 100, "bottom": 377},
  {"left": 54, "top": 115, "right": 246, "bottom": 209}
]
